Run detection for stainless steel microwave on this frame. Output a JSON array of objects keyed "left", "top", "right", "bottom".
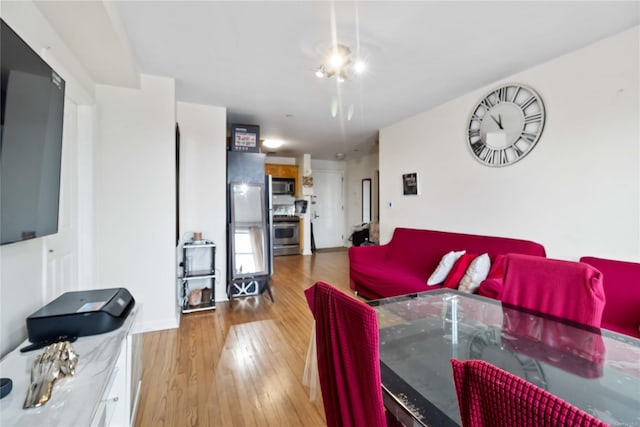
[{"left": 272, "top": 178, "right": 295, "bottom": 195}]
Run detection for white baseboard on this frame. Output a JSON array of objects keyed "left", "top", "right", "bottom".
[{"left": 132, "top": 317, "right": 179, "bottom": 334}]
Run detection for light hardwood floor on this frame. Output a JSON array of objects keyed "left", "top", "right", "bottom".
[{"left": 134, "top": 249, "right": 352, "bottom": 427}]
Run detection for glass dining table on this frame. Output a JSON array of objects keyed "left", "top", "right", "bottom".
[{"left": 368, "top": 289, "right": 640, "bottom": 427}]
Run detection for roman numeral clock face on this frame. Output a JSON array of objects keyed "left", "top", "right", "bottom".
[{"left": 467, "top": 84, "right": 545, "bottom": 167}]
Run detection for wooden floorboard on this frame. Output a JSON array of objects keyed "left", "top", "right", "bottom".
[{"left": 135, "top": 249, "right": 352, "bottom": 427}]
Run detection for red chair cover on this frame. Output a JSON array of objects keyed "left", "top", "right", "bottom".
[
  {"left": 501, "top": 254, "right": 605, "bottom": 328},
  {"left": 451, "top": 359, "right": 610, "bottom": 427},
  {"left": 304, "top": 281, "right": 387, "bottom": 427}
]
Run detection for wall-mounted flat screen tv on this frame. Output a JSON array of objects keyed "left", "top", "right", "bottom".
[{"left": 1, "top": 19, "right": 65, "bottom": 245}]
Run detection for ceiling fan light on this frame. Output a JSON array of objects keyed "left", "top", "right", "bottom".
[
  {"left": 329, "top": 52, "right": 345, "bottom": 69},
  {"left": 316, "top": 44, "right": 365, "bottom": 83}
]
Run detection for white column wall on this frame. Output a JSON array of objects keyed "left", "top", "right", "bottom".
[
  {"left": 380, "top": 27, "right": 640, "bottom": 261},
  {"left": 95, "top": 75, "right": 177, "bottom": 332},
  {"left": 176, "top": 101, "right": 228, "bottom": 302}
]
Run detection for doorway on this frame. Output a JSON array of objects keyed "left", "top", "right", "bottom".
[{"left": 311, "top": 169, "right": 345, "bottom": 249}]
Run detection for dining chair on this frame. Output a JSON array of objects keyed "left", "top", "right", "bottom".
[
  {"left": 450, "top": 359, "right": 610, "bottom": 427},
  {"left": 501, "top": 254, "right": 605, "bottom": 328},
  {"left": 304, "top": 281, "right": 398, "bottom": 427}
]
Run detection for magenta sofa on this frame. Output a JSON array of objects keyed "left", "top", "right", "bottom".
[
  {"left": 580, "top": 256, "right": 640, "bottom": 339},
  {"left": 348, "top": 228, "right": 546, "bottom": 299}
]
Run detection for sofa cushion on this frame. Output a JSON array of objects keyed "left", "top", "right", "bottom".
[
  {"left": 477, "top": 278, "right": 503, "bottom": 299},
  {"left": 350, "top": 261, "right": 441, "bottom": 299},
  {"left": 478, "top": 254, "right": 507, "bottom": 298},
  {"left": 580, "top": 256, "right": 640, "bottom": 338},
  {"left": 459, "top": 253, "right": 491, "bottom": 293},
  {"left": 444, "top": 253, "right": 478, "bottom": 289},
  {"left": 427, "top": 250, "right": 466, "bottom": 285}
]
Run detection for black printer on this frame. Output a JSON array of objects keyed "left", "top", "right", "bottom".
[{"left": 26, "top": 288, "right": 135, "bottom": 343}]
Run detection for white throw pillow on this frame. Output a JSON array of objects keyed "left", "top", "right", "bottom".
[
  {"left": 427, "top": 250, "right": 466, "bottom": 285},
  {"left": 458, "top": 253, "right": 491, "bottom": 293}
]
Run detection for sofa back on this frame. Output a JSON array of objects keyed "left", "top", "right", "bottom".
[
  {"left": 385, "top": 228, "right": 546, "bottom": 279},
  {"left": 580, "top": 256, "right": 640, "bottom": 338}
]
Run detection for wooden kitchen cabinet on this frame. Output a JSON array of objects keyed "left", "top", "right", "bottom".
[{"left": 265, "top": 164, "right": 298, "bottom": 179}]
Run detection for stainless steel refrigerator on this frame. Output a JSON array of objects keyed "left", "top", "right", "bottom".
[{"left": 226, "top": 151, "right": 273, "bottom": 300}]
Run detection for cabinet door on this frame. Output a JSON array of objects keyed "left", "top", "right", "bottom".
[
  {"left": 265, "top": 164, "right": 278, "bottom": 176},
  {"left": 282, "top": 165, "right": 298, "bottom": 178}
]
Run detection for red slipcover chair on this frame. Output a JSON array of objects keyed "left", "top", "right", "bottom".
[
  {"left": 451, "top": 359, "right": 609, "bottom": 427},
  {"left": 501, "top": 254, "right": 606, "bottom": 329},
  {"left": 304, "top": 281, "right": 396, "bottom": 427}
]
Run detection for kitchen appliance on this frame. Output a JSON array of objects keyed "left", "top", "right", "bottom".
[
  {"left": 267, "top": 175, "right": 274, "bottom": 276},
  {"left": 295, "top": 199, "right": 308, "bottom": 214},
  {"left": 273, "top": 216, "right": 300, "bottom": 256},
  {"left": 272, "top": 178, "right": 295, "bottom": 195},
  {"left": 226, "top": 150, "right": 273, "bottom": 300},
  {"left": 26, "top": 288, "right": 135, "bottom": 343}
]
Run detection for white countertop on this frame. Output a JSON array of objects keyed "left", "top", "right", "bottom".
[{"left": 0, "top": 307, "right": 137, "bottom": 426}]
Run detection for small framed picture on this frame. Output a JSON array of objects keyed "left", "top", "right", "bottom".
[
  {"left": 403, "top": 173, "right": 419, "bottom": 195},
  {"left": 230, "top": 124, "right": 260, "bottom": 153}
]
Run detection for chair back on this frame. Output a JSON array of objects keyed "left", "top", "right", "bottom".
[
  {"left": 501, "top": 254, "right": 605, "bottom": 328},
  {"left": 304, "top": 281, "right": 386, "bottom": 427},
  {"left": 451, "top": 359, "right": 610, "bottom": 427}
]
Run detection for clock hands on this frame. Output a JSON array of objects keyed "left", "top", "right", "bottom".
[{"left": 490, "top": 114, "right": 504, "bottom": 130}]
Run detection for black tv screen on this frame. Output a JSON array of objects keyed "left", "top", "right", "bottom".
[{"left": 1, "top": 19, "right": 65, "bottom": 245}]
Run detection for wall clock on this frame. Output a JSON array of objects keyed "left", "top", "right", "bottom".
[{"left": 467, "top": 84, "right": 545, "bottom": 167}]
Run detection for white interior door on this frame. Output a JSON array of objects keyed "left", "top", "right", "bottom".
[
  {"left": 312, "top": 169, "right": 345, "bottom": 249},
  {"left": 44, "top": 100, "right": 78, "bottom": 303}
]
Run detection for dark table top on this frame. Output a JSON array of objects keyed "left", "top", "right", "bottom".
[{"left": 368, "top": 290, "right": 640, "bottom": 427}]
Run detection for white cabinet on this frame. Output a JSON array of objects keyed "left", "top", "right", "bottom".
[
  {"left": 0, "top": 308, "right": 141, "bottom": 427},
  {"left": 95, "top": 332, "right": 142, "bottom": 427}
]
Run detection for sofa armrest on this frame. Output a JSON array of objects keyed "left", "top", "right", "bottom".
[{"left": 348, "top": 244, "right": 388, "bottom": 265}]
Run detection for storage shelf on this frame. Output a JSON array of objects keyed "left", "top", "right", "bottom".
[
  {"left": 180, "top": 271, "right": 216, "bottom": 280},
  {"left": 182, "top": 301, "right": 216, "bottom": 313},
  {"left": 179, "top": 241, "right": 216, "bottom": 313},
  {"left": 183, "top": 242, "right": 216, "bottom": 249}
]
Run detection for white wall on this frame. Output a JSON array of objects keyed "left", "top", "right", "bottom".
[
  {"left": 95, "top": 75, "right": 177, "bottom": 332},
  {"left": 0, "top": 240, "right": 44, "bottom": 356},
  {"left": 346, "top": 152, "right": 379, "bottom": 242},
  {"left": 0, "top": 2, "right": 96, "bottom": 357},
  {"left": 380, "top": 27, "right": 640, "bottom": 262},
  {"left": 176, "top": 101, "right": 227, "bottom": 302}
]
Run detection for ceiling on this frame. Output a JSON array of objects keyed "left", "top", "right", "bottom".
[{"left": 36, "top": 1, "right": 639, "bottom": 160}]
